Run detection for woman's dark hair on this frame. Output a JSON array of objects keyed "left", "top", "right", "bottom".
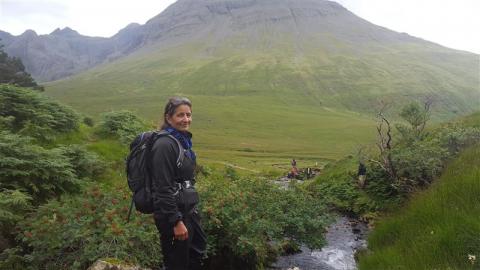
[{"left": 160, "top": 96, "right": 192, "bottom": 129}]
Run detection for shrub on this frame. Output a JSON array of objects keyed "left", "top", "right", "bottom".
[
  {"left": 97, "top": 110, "right": 145, "bottom": 145},
  {"left": 0, "top": 84, "right": 79, "bottom": 141},
  {"left": 7, "top": 185, "right": 160, "bottom": 270},
  {"left": 3, "top": 167, "right": 330, "bottom": 270},
  {"left": 367, "top": 103, "right": 480, "bottom": 197},
  {"left": 0, "top": 132, "right": 80, "bottom": 203},
  {"left": 0, "top": 190, "right": 32, "bottom": 251},
  {"left": 57, "top": 145, "right": 106, "bottom": 179},
  {"left": 83, "top": 117, "right": 94, "bottom": 127},
  {"left": 197, "top": 169, "right": 331, "bottom": 269},
  {"left": 0, "top": 190, "right": 32, "bottom": 231}
]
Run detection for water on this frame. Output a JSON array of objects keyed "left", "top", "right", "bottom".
[{"left": 270, "top": 216, "right": 368, "bottom": 270}]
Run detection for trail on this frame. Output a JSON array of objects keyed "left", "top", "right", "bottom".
[{"left": 212, "top": 161, "right": 260, "bottom": 173}]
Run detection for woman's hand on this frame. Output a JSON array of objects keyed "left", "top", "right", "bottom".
[{"left": 173, "top": 221, "right": 188, "bottom": 241}]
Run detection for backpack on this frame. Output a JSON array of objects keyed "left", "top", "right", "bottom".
[{"left": 125, "top": 130, "right": 184, "bottom": 222}]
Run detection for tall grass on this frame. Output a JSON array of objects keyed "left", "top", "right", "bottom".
[{"left": 358, "top": 145, "right": 480, "bottom": 270}]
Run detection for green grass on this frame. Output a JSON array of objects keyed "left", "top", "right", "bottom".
[
  {"left": 358, "top": 144, "right": 480, "bottom": 270},
  {"left": 42, "top": 40, "right": 478, "bottom": 173},
  {"left": 44, "top": 87, "right": 379, "bottom": 173}
]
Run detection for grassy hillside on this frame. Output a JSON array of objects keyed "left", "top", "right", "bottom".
[
  {"left": 44, "top": 45, "right": 478, "bottom": 172},
  {"left": 46, "top": 53, "right": 383, "bottom": 172},
  {"left": 42, "top": 0, "right": 479, "bottom": 172},
  {"left": 358, "top": 144, "right": 480, "bottom": 269}
]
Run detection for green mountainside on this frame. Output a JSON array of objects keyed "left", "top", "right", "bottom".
[{"left": 43, "top": 0, "right": 479, "bottom": 169}]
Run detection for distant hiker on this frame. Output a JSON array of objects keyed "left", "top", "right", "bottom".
[
  {"left": 152, "top": 97, "right": 206, "bottom": 270},
  {"left": 357, "top": 162, "right": 367, "bottom": 188}
]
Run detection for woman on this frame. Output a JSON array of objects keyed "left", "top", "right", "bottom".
[{"left": 151, "top": 97, "right": 206, "bottom": 270}]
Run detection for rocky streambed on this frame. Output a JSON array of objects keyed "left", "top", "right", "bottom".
[
  {"left": 270, "top": 169, "right": 369, "bottom": 270},
  {"left": 270, "top": 216, "right": 368, "bottom": 270}
]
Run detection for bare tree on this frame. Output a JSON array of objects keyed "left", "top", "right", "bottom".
[{"left": 369, "top": 102, "right": 398, "bottom": 183}]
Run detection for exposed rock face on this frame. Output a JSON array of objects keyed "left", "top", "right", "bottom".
[
  {"left": 0, "top": 29, "right": 112, "bottom": 81},
  {"left": 0, "top": 0, "right": 476, "bottom": 85},
  {"left": 0, "top": 24, "right": 149, "bottom": 82}
]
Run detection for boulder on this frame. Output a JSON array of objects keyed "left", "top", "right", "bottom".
[{"left": 87, "top": 259, "right": 151, "bottom": 270}]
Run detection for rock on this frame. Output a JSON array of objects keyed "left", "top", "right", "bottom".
[{"left": 87, "top": 259, "right": 151, "bottom": 270}]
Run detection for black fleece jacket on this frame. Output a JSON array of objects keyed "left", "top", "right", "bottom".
[{"left": 150, "top": 135, "right": 196, "bottom": 226}]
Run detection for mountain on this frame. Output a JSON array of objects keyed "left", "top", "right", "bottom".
[
  {"left": 43, "top": 0, "right": 478, "bottom": 115},
  {"left": 0, "top": 24, "right": 152, "bottom": 82},
  {"left": 3, "top": 0, "right": 479, "bottom": 165}
]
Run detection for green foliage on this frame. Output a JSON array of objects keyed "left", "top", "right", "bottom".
[
  {"left": 307, "top": 109, "right": 480, "bottom": 220},
  {"left": 57, "top": 145, "right": 106, "bottom": 180},
  {"left": 0, "top": 132, "right": 80, "bottom": 203},
  {"left": 197, "top": 168, "right": 331, "bottom": 269},
  {"left": 2, "top": 166, "right": 331, "bottom": 270},
  {"left": 83, "top": 116, "right": 94, "bottom": 127},
  {"left": 97, "top": 110, "right": 146, "bottom": 145},
  {"left": 368, "top": 104, "right": 480, "bottom": 197},
  {"left": 0, "top": 43, "right": 42, "bottom": 90},
  {"left": 358, "top": 145, "right": 480, "bottom": 270},
  {"left": 0, "top": 84, "right": 79, "bottom": 141},
  {"left": 389, "top": 139, "right": 448, "bottom": 193},
  {"left": 436, "top": 124, "right": 480, "bottom": 156},
  {"left": 395, "top": 101, "right": 430, "bottom": 142},
  {"left": 0, "top": 190, "right": 32, "bottom": 234},
  {"left": 5, "top": 185, "right": 160, "bottom": 270},
  {"left": 306, "top": 157, "right": 381, "bottom": 217}
]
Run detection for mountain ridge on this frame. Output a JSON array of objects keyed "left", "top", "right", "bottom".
[{"left": 1, "top": 0, "right": 477, "bottom": 82}]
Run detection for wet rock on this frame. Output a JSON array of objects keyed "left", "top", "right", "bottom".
[{"left": 87, "top": 259, "right": 150, "bottom": 270}]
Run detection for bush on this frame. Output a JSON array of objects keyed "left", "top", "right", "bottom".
[
  {"left": 0, "top": 84, "right": 79, "bottom": 141},
  {"left": 98, "top": 110, "right": 146, "bottom": 145},
  {"left": 0, "top": 132, "right": 80, "bottom": 203},
  {"left": 57, "top": 145, "right": 106, "bottom": 179},
  {"left": 4, "top": 185, "right": 160, "bottom": 270},
  {"left": 197, "top": 169, "right": 331, "bottom": 269},
  {"left": 367, "top": 103, "right": 480, "bottom": 198},
  {"left": 0, "top": 190, "right": 32, "bottom": 250},
  {"left": 1, "top": 165, "right": 331, "bottom": 270},
  {"left": 0, "top": 190, "right": 32, "bottom": 231},
  {"left": 83, "top": 117, "right": 94, "bottom": 127}
]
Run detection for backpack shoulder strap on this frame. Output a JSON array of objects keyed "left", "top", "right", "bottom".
[{"left": 150, "top": 131, "right": 185, "bottom": 168}]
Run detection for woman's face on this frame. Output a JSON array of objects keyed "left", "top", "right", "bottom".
[{"left": 166, "top": 104, "right": 192, "bottom": 132}]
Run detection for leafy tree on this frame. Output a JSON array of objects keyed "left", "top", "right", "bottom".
[
  {"left": 395, "top": 100, "right": 432, "bottom": 143},
  {"left": 0, "top": 41, "right": 42, "bottom": 90},
  {"left": 0, "top": 132, "right": 81, "bottom": 203},
  {"left": 0, "top": 84, "right": 79, "bottom": 140}
]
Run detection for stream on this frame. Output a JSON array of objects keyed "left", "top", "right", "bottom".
[
  {"left": 270, "top": 176, "right": 369, "bottom": 270},
  {"left": 270, "top": 216, "right": 368, "bottom": 270}
]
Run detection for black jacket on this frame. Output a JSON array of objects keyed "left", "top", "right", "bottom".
[{"left": 150, "top": 135, "right": 196, "bottom": 226}]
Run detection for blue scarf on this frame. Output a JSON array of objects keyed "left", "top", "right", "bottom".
[{"left": 165, "top": 127, "right": 196, "bottom": 161}]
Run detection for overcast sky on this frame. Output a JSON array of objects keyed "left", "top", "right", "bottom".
[{"left": 1, "top": 0, "right": 479, "bottom": 54}]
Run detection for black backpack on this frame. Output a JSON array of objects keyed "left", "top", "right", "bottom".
[{"left": 125, "top": 130, "right": 184, "bottom": 222}]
